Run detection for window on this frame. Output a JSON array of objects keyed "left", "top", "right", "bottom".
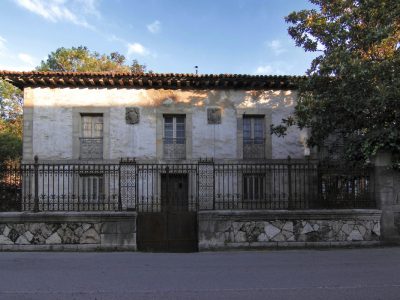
[
  {"left": 164, "top": 115, "right": 185, "bottom": 144},
  {"left": 163, "top": 115, "right": 186, "bottom": 159},
  {"left": 243, "top": 116, "right": 265, "bottom": 159},
  {"left": 80, "top": 114, "right": 103, "bottom": 159},
  {"left": 243, "top": 174, "right": 265, "bottom": 201}
]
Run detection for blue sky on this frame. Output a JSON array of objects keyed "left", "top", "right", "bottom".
[{"left": 0, "top": 0, "right": 317, "bottom": 75}]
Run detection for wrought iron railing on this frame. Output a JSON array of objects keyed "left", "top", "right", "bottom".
[
  {"left": 79, "top": 137, "right": 103, "bottom": 159},
  {"left": 243, "top": 138, "right": 265, "bottom": 159},
  {"left": 0, "top": 157, "right": 375, "bottom": 212},
  {"left": 163, "top": 138, "right": 186, "bottom": 160}
]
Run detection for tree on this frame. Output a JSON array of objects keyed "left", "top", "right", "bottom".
[
  {"left": 273, "top": 0, "right": 400, "bottom": 163},
  {"left": 0, "top": 80, "right": 23, "bottom": 164},
  {"left": 37, "top": 46, "right": 148, "bottom": 73},
  {"left": 0, "top": 46, "right": 149, "bottom": 163}
]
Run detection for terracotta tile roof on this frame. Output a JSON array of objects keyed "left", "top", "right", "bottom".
[{"left": 0, "top": 70, "right": 306, "bottom": 90}]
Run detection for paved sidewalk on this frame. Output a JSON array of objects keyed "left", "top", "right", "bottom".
[{"left": 0, "top": 247, "right": 400, "bottom": 299}]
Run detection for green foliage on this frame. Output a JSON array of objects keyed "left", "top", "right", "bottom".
[
  {"left": 0, "top": 130, "right": 22, "bottom": 163},
  {"left": 275, "top": 0, "right": 400, "bottom": 163},
  {"left": 37, "top": 46, "right": 148, "bottom": 73},
  {"left": 0, "top": 80, "right": 23, "bottom": 163},
  {"left": 0, "top": 80, "right": 22, "bottom": 119}
]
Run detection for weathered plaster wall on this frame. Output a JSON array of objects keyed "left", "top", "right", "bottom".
[
  {"left": 198, "top": 210, "right": 381, "bottom": 250},
  {"left": 0, "top": 212, "right": 137, "bottom": 251},
  {"left": 24, "top": 87, "right": 307, "bottom": 161}
]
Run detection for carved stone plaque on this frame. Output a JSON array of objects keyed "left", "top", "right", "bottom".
[
  {"left": 125, "top": 107, "right": 140, "bottom": 124},
  {"left": 207, "top": 108, "right": 221, "bottom": 124}
]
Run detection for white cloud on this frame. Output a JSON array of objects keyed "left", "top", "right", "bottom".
[
  {"left": 18, "top": 53, "right": 36, "bottom": 66},
  {"left": 127, "top": 42, "right": 149, "bottom": 56},
  {"left": 14, "top": 0, "right": 96, "bottom": 29},
  {"left": 266, "top": 39, "right": 286, "bottom": 55},
  {"left": 147, "top": 20, "right": 161, "bottom": 34},
  {"left": 0, "top": 36, "right": 37, "bottom": 70},
  {"left": 255, "top": 65, "right": 274, "bottom": 74},
  {"left": 254, "top": 63, "right": 290, "bottom": 75},
  {"left": 74, "top": 0, "right": 100, "bottom": 18}
]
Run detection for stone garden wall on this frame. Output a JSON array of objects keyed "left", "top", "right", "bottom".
[
  {"left": 198, "top": 210, "right": 382, "bottom": 250},
  {"left": 0, "top": 210, "right": 384, "bottom": 251},
  {"left": 0, "top": 212, "right": 137, "bottom": 251}
]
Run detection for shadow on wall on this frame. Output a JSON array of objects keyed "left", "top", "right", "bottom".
[{"left": 27, "top": 87, "right": 296, "bottom": 111}]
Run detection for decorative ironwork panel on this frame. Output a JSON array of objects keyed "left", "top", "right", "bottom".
[
  {"left": 243, "top": 139, "right": 265, "bottom": 159},
  {"left": 198, "top": 160, "right": 214, "bottom": 210},
  {"left": 120, "top": 159, "right": 137, "bottom": 210},
  {"left": 80, "top": 138, "right": 103, "bottom": 159},
  {"left": 163, "top": 138, "right": 186, "bottom": 160}
]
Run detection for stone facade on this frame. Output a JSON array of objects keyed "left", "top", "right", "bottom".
[
  {"left": 23, "top": 88, "right": 309, "bottom": 162},
  {"left": 198, "top": 210, "right": 382, "bottom": 250},
  {"left": 0, "top": 212, "right": 137, "bottom": 251}
]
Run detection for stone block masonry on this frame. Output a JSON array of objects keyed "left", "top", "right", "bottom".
[
  {"left": 0, "top": 212, "right": 137, "bottom": 251},
  {"left": 198, "top": 210, "right": 381, "bottom": 250},
  {"left": 0, "top": 210, "right": 383, "bottom": 251}
]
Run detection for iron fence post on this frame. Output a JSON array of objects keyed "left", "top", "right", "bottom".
[
  {"left": 165, "top": 166, "right": 170, "bottom": 209},
  {"left": 287, "top": 155, "right": 293, "bottom": 210},
  {"left": 33, "top": 155, "right": 39, "bottom": 212},
  {"left": 212, "top": 161, "right": 215, "bottom": 210},
  {"left": 118, "top": 159, "right": 122, "bottom": 211},
  {"left": 317, "top": 161, "right": 322, "bottom": 208},
  {"left": 165, "top": 165, "right": 170, "bottom": 251}
]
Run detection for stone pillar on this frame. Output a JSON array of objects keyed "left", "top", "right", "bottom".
[{"left": 373, "top": 152, "right": 400, "bottom": 243}]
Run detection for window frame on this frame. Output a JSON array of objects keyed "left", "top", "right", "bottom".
[
  {"left": 243, "top": 115, "right": 265, "bottom": 144},
  {"left": 79, "top": 113, "right": 104, "bottom": 160}
]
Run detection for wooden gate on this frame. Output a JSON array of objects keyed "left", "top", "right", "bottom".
[{"left": 137, "top": 169, "right": 198, "bottom": 252}]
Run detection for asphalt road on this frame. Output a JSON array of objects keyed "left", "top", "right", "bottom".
[{"left": 0, "top": 247, "right": 400, "bottom": 300}]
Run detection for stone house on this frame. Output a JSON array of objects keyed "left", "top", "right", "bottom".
[
  {"left": 0, "top": 72, "right": 309, "bottom": 163},
  {"left": 3, "top": 71, "right": 312, "bottom": 212},
  {"left": 0, "top": 71, "right": 386, "bottom": 252}
]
